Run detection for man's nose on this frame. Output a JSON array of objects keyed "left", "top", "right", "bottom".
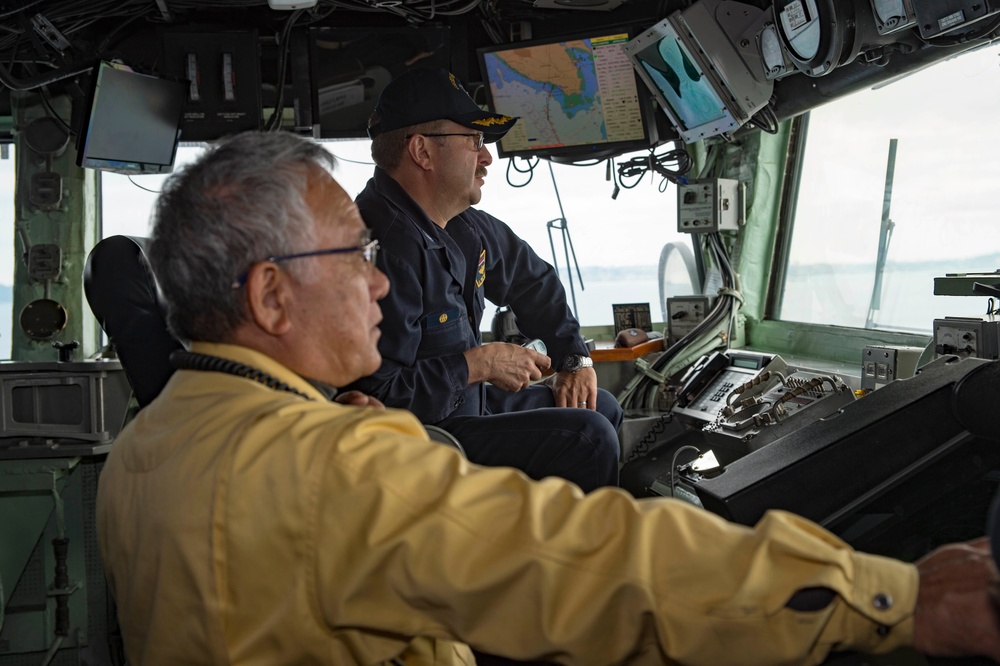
[
  {"left": 478, "top": 144, "right": 493, "bottom": 166},
  {"left": 372, "top": 266, "right": 390, "bottom": 299}
]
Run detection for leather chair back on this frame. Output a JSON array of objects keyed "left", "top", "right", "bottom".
[{"left": 84, "top": 235, "right": 183, "bottom": 408}]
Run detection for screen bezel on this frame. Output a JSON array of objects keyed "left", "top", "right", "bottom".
[
  {"left": 625, "top": 10, "right": 773, "bottom": 144},
  {"left": 625, "top": 16, "right": 741, "bottom": 144},
  {"left": 477, "top": 29, "right": 658, "bottom": 161},
  {"left": 75, "top": 61, "right": 187, "bottom": 175}
]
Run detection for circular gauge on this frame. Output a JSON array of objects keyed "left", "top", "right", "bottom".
[
  {"left": 23, "top": 117, "right": 70, "bottom": 157},
  {"left": 773, "top": 0, "right": 851, "bottom": 77},
  {"left": 20, "top": 298, "right": 68, "bottom": 340}
]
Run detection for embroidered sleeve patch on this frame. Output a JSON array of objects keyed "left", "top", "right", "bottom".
[{"left": 476, "top": 249, "right": 487, "bottom": 288}]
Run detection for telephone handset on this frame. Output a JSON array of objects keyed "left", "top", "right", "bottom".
[
  {"left": 673, "top": 351, "right": 785, "bottom": 423},
  {"left": 676, "top": 351, "right": 731, "bottom": 407}
]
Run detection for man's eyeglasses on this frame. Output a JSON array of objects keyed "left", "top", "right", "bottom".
[
  {"left": 406, "top": 132, "right": 485, "bottom": 151},
  {"left": 231, "top": 239, "right": 379, "bottom": 289}
]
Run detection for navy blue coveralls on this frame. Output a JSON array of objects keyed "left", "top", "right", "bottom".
[{"left": 349, "top": 168, "right": 622, "bottom": 491}]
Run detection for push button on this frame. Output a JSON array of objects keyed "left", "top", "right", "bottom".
[{"left": 872, "top": 593, "right": 893, "bottom": 610}]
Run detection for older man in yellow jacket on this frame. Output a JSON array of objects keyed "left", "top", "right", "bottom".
[{"left": 96, "top": 130, "right": 1000, "bottom": 666}]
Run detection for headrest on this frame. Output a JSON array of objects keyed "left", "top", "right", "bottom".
[{"left": 84, "top": 236, "right": 184, "bottom": 407}]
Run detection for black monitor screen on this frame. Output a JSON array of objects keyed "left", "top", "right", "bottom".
[
  {"left": 478, "top": 31, "right": 656, "bottom": 160},
  {"left": 76, "top": 62, "right": 186, "bottom": 175},
  {"left": 309, "top": 27, "right": 451, "bottom": 139}
]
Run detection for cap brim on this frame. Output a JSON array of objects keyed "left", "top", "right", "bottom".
[{"left": 453, "top": 110, "right": 518, "bottom": 143}]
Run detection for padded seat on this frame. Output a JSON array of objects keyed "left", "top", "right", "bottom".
[{"left": 84, "top": 235, "right": 183, "bottom": 408}]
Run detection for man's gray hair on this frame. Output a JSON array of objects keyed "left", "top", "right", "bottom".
[{"left": 149, "top": 131, "right": 335, "bottom": 343}]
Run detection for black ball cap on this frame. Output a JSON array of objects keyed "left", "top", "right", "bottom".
[{"left": 368, "top": 68, "right": 518, "bottom": 143}]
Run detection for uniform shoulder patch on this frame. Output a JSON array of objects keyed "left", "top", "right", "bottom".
[{"left": 475, "top": 249, "right": 486, "bottom": 288}]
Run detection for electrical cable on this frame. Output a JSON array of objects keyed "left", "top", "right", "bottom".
[
  {"left": 616, "top": 141, "right": 692, "bottom": 191},
  {"left": 748, "top": 103, "right": 779, "bottom": 135},
  {"left": 37, "top": 85, "right": 75, "bottom": 135},
  {"left": 505, "top": 155, "right": 538, "bottom": 187},
  {"left": 264, "top": 8, "right": 304, "bottom": 132},
  {"left": 670, "top": 445, "right": 701, "bottom": 498},
  {"left": 622, "top": 410, "right": 674, "bottom": 465},
  {"left": 126, "top": 175, "right": 161, "bottom": 193},
  {"left": 0, "top": 1, "right": 47, "bottom": 20},
  {"left": 618, "top": 230, "right": 740, "bottom": 414}
]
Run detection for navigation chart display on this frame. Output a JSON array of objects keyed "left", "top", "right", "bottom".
[{"left": 479, "top": 32, "right": 653, "bottom": 159}]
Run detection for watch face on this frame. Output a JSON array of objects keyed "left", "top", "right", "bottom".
[{"left": 564, "top": 354, "right": 591, "bottom": 372}]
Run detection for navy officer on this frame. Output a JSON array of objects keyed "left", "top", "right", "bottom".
[{"left": 350, "top": 68, "right": 622, "bottom": 492}]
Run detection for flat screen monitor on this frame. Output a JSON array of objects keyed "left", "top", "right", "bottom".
[
  {"left": 309, "top": 27, "right": 451, "bottom": 139},
  {"left": 625, "top": 8, "right": 772, "bottom": 144},
  {"left": 76, "top": 61, "right": 187, "bottom": 175},
  {"left": 477, "top": 30, "right": 658, "bottom": 160}
]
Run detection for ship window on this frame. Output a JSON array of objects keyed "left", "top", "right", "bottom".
[
  {"left": 325, "top": 140, "right": 690, "bottom": 330},
  {"left": 777, "top": 44, "right": 1000, "bottom": 333},
  {"left": 103, "top": 140, "right": 691, "bottom": 329}
]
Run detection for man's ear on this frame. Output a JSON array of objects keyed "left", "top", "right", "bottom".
[
  {"left": 244, "top": 263, "right": 293, "bottom": 336},
  {"left": 406, "top": 134, "right": 435, "bottom": 172}
]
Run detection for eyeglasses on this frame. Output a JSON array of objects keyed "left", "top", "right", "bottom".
[
  {"left": 406, "top": 132, "right": 485, "bottom": 151},
  {"left": 231, "top": 239, "right": 379, "bottom": 289}
]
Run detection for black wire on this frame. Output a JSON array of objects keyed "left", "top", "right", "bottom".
[
  {"left": 748, "top": 104, "right": 779, "bottom": 135},
  {"left": 264, "top": 8, "right": 304, "bottom": 132},
  {"left": 0, "top": 0, "right": 47, "bottom": 20},
  {"left": 97, "top": 12, "right": 148, "bottom": 54},
  {"left": 623, "top": 410, "right": 674, "bottom": 464},
  {"left": 39, "top": 85, "right": 75, "bottom": 135},
  {"left": 616, "top": 142, "right": 693, "bottom": 191},
  {"left": 478, "top": 12, "right": 504, "bottom": 45},
  {"left": 505, "top": 156, "right": 537, "bottom": 188}
]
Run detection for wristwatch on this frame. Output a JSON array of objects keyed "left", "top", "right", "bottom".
[{"left": 561, "top": 354, "right": 594, "bottom": 373}]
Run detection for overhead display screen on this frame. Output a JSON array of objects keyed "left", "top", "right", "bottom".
[{"left": 479, "top": 31, "right": 655, "bottom": 159}]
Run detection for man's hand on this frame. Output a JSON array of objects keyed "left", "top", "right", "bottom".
[
  {"left": 913, "top": 537, "right": 1000, "bottom": 661},
  {"left": 464, "top": 343, "right": 550, "bottom": 392},
  {"left": 545, "top": 366, "right": 598, "bottom": 410},
  {"left": 334, "top": 390, "right": 386, "bottom": 409}
]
